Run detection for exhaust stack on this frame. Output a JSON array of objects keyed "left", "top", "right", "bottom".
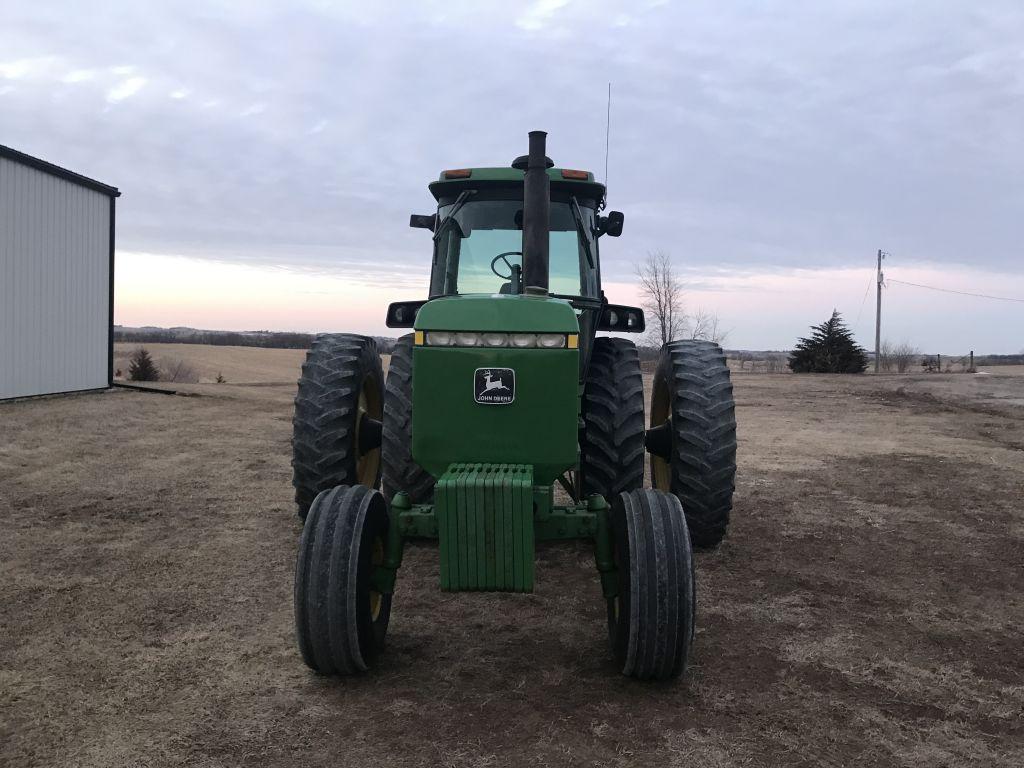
[{"left": 521, "top": 130, "right": 550, "bottom": 295}]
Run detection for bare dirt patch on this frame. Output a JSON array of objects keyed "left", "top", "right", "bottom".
[{"left": 2, "top": 357, "right": 1023, "bottom": 767}]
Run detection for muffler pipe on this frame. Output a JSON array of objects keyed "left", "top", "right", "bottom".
[{"left": 521, "top": 130, "right": 550, "bottom": 295}]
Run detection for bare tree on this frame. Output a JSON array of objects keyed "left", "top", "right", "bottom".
[
  {"left": 880, "top": 339, "right": 920, "bottom": 373},
  {"left": 879, "top": 339, "right": 895, "bottom": 372},
  {"left": 635, "top": 251, "right": 731, "bottom": 347},
  {"left": 689, "top": 307, "right": 730, "bottom": 344},
  {"left": 635, "top": 251, "right": 684, "bottom": 346},
  {"left": 159, "top": 357, "right": 200, "bottom": 383},
  {"left": 892, "top": 342, "right": 920, "bottom": 373}
]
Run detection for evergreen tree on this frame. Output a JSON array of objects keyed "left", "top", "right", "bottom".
[
  {"left": 128, "top": 348, "right": 160, "bottom": 381},
  {"left": 788, "top": 310, "right": 868, "bottom": 373}
]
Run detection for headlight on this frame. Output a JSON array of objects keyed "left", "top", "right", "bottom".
[
  {"left": 423, "top": 331, "right": 570, "bottom": 348},
  {"left": 481, "top": 332, "right": 508, "bottom": 347},
  {"left": 426, "top": 331, "right": 453, "bottom": 346},
  {"left": 537, "top": 333, "right": 566, "bottom": 348}
]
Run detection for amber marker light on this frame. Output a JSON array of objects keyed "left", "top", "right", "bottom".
[
  {"left": 560, "top": 169, "right": 589, "bottom": 180},
  {"left": 443, "top": 169, "right": 472, "bottom": 179}
]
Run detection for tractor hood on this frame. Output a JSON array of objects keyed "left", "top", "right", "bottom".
[
  {"left": 410, "top": 294, "right": 580, "bottom": 486},
  {"left": 414, "top": 294, "right": 578, "bottom": 334}
]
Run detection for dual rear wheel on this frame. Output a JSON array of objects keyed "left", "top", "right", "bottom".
[{"left": 291, "top": 332, "right": 434, "bottom": 520}]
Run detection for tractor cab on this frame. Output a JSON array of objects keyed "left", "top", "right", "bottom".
[
  {"left": 417, "top": 163, "right": 614, "bottom": 301},
  {"left": 389, "top": 151, "right": 643, "bottom": 371}
]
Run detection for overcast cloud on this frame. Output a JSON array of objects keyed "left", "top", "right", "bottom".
[{"left": 2, "top": 1, "right": 1023, "bottom": 346}]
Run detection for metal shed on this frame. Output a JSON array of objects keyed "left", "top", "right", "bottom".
[{"left": 0, "top": 145, "right": 119, "bottom": 399}]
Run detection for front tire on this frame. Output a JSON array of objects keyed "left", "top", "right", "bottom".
[
  {"left": 607, "top": 489, "right": 696, "bottom": 680},
  {"left": 292, "top": 334, "right": 383, "bottom": 519},
  {"left": 294, "top": 485, "right": 392, "bottom": 675}
]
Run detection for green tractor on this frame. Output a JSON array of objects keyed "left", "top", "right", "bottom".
[{"left": 291, "top": 131, "right": 736, "bottom": 680}]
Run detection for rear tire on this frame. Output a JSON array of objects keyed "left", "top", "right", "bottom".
[
  {"left": 292, "top": 334, "right": 383, "bottom": 519},
  {"left": 580, "top": 337, "right": 645, "bottom": 500},
  {"left": 607, "top": 489, "right": 696, "bottom": 680},
  {"left": 650, "top": 340, "right": 737, "bottom": 548},
  {"left": 294, "top": 485, "right": 392, "bottom": 674},
  {"left": 382, "top": 334, "right": 435, "bottom": 503}
]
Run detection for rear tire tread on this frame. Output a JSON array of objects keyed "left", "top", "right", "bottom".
[
  {"left": 654, "top": 340, "right": 737, "bottom": 548},
  {"left": 581, "top": 338, "right": 646, "bottom": 500},
  {"left": 382, "top": 334, "right": 435, "bottom": 503},
  {"left": 292, "top": 334, "right": 383, "bottom": 518}
]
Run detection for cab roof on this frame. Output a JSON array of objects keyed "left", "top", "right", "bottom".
[{"left": 429, "top": 166, "right": 606, "bottom": 205}]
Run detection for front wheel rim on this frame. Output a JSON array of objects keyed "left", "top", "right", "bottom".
[
  {"left": 369, "top": 535, "right": 384, "bottom": 621},
  {"left": 650, "top": 375, "right": 671, "bottom": 490}
]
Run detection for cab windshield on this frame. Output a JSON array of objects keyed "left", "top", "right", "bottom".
[{"left": 430, "top": 197, "right": 599, "bottom": 298}]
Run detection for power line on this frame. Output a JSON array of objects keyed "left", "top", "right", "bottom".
[
  {"left": 886, "top": 278, "right": 1024, "bottom": 304},
  {"left": 854, "top": 268, "right": 874, "bottom": 327}
]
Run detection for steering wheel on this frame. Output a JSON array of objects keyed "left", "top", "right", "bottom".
[{"left": 490, "top": 251, "right": 522, "bottom": 280}]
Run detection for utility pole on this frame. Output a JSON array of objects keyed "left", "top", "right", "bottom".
[{"left": 874, "top": 249, "right": 885, "bottom": 373}]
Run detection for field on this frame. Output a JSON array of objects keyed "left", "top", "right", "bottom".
[
  {"left": 3, "top": 344, "right": 1023, "bottom": 767},
  {"left": 112, "top": 342, "right": 310, "bottom": 384}
]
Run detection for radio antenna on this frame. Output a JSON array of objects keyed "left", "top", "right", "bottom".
[{"left": 603, "top": 82, "right": 612, "bottom": 190}]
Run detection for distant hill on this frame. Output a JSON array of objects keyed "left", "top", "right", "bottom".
[
  {"left": 114, "top": 325, "right": 399, "bottom": 352},
  {"left": 116, "top": 326, "right": 791, "bottom": 359},
  {"left": 115, "top": 327, "right": 1022, "bottom": 367}
]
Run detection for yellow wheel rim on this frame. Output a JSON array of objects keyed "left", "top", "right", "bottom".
[
  {"left": 370, "top": 536, "right": 384, "bottom": 621},
  {"left": 354, "top": 373, "right": 382, "bottom": 487}
]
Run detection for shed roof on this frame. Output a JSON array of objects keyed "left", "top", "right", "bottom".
[{"left": 0, "top": 144, "right": 120, "bottom": 198}]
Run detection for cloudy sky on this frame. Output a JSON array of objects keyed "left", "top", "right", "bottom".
[{"left": 2, "top": 1, "right": 1022, "bottom": 351}]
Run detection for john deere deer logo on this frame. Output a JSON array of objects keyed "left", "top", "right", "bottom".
[
  {"left": 481, "top": 370, "right": 508, "bottom": 393},
  {"left": 474, "top": 367, "right": 515, "bottom": 405}
]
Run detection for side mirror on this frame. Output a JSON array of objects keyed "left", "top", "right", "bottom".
[
  {"left": 410, "top": 214, "right": 437, "bottom": 231},
  {"left": 597, "top": 303, "right": 645, "bottom": 333},
  {"left": 598, "top": 211, "right": 624, "bottom": 237},
  {"left": 386, "top": 299, "right": 428, "bottom": 328}
]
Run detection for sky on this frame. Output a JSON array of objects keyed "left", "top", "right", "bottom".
[{"left": 2, "top": 1, "right": 1023, "bottom": 352}]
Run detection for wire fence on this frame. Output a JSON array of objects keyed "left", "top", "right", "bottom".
[
  {"left": 721, "top": 350, "right": 1020, "bottom": 375},
  {"left": 727, "top": 352, "right": 789, "bottom": 373}
]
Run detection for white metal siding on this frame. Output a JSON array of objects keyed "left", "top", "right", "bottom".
[{"left": 0, "top": 157, "right": 111, "bottom": 399}]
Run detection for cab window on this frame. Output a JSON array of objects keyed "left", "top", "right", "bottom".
[{"left": 430, "top": 198, "right": 598, "bottom": 298}]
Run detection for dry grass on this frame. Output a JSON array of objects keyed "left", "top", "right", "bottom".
[
  {"left": 2, "top": 346, "right": 1023, "bottom": 767},
  {"left": 113, "top": 342, "right": 309, "bottom": 384}
]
